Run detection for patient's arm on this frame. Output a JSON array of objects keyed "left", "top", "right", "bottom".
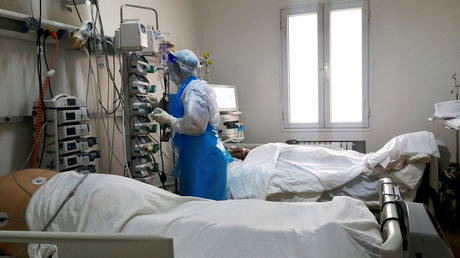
[{"left": 0, "top": 169, "right": 57, "bottom": 257}]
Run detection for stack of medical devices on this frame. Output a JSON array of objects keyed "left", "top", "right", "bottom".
[
  {"left": 33, "top": 94, "right": 99, "bottom": 173},
  {"left": 210, "top": 84, "right": 245, "bottom": 143},
  {"left": 123, "top": 53, "right": 159, "bottom": 182},
  {"left": 115, "top": 4, "right": 170, "bottom": 184}
]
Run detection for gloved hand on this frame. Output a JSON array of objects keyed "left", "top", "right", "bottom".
[
  {"left": 149, "top": 108, "right": 174, "bottom": 125},
  {"left": 146, "top": 95, "right": 159, "bottom": 109}
]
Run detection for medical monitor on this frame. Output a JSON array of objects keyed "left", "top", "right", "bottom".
[{"left": 210, "top": 84, "right": 239, "bottom": 112}]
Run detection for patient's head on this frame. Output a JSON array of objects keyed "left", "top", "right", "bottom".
[
  {"left": 228, "top": 146, "right": 251, "bottom": 160},
  {"left": 0, "top": 169, "right": 57, "bottom": 257}
]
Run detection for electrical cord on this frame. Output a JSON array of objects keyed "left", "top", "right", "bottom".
[
  {"left": 88, "top": 7, "right": 115, "bottom": 172},
  {"left": 28, "top": 0, "right": 34, "bottom": 17},
  {"left": 42, "top": 173, "right": 90, "bottom": 232},
  {"left": 92, "top": 6, "right": 126, "bottom": 140},
  {"left": 11, "top": 173, "right": 33, "bottom": 197},
  {"left": 85, "top": 53, "right": 127, "bottom": 173},
  {"left": 8, "top": 123, "right": 46, "bottom": 252},
  {"left": 31, "top": 173, "right": 90, "bottom": 258},
  {"left": 90, "top": 7, "right": 124, "bottom": 115},
  {"left": 83, "top": 21, "right": 126, "bottom": 173},
  {"left": 94, "top": 2, "right": 126, "bottom": 108},
  {"left": 33, "top": 29, "right": 61, "bottom": 168},
  {"left": 36, "top": 7, "right": 46, "bottom": 168},
  {"left": 42, "top": 32, "right": 53, "bottom": 97},
  {"left": 91, "top": 44, "right": 125, "bottom": 172},
  {"left": 72, "top": 0, "right": 83, "bottom": 23}
]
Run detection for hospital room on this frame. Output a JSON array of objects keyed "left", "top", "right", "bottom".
[{"left": 0, "top": 0, "right": 459, "bottom": 257}]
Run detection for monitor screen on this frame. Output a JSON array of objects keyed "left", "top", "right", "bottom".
[{"left": 211, "top": 85, "right": 238, "bottom": 111}]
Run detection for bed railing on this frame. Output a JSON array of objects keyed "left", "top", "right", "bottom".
[
  {"left": 0, "top": 231, "right": 173, "bottom": 258},
  {"left": 285, "top": 140, "right": 366, "bottom": 153},
  {"left": 379, "top": 178, "right": 404, "bottom": 258}
]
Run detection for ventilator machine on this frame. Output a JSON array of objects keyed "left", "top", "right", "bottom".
[{"left": 210, "top": 84, "right": 244, "bottom": 143}]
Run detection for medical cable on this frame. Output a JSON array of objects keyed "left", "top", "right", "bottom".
[
  {"left": 72, "top": 0, "right": 83, "bottom": 23},
  {"left": 42, "top": 31, "right": 53, "bottom": 97},
  {"left": 85, "top": 50, "right": 125, "bottom": 171},
  {"left": 11, "top": 173, "right": 33, "bottom": 197},
  {"left": 108, "top": 53, "right": 115, "bottom": 172},
  {"left": 146, "top": 133, "right": 175, "bottom": 168},
  {"left": 31, "top": 0, "right": 59, "bottom": 168},
  {"left": 13, "top": 122, "right": 49, "bottom": 197},
  {"left": 90, "top": 20, "right": 117, "bottom": 172},
  {"left": 84, "top": 48, "right": 92, "bottom": 107},
  {"left": 0, "top": 217, "right": 26, "bottom": 224},
  {"left": 89, "top": 49, "right": 126, "bottom": 172},
  {"left": 379, "top": 200, "right": 405, "bottom": 233},
  {"left": 132, "top": 137, "right": 167, "bottom": 190},
  {"left": 122, "top": 110, "right": 131, "bottom": 178},
  {"left": 33, "top": 32, "right": 61, "bottom": 168},
  {"left": 41, "top": 173, "right": 90, "bottom": 231},
  {"left": 29, "top": 173, "right": 90, "bottom": 258},
  {"left": 28, "top": 0, "right": 33, "bottom": 17},
  {"left": 90, "top": 5, "right": 125, "bottom": 115},
  {"left": 93, "top": 1, "right": 125, "bottom": 107},
  {"left": 34, "top": 28, "right": 46, "bottom": 168}
]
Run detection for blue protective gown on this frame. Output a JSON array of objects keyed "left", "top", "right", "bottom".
[{"left": 170, "top": 76, "right": 232, "bottom": 200}]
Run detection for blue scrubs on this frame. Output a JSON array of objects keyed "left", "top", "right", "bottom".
[{"left": 170, "top": 77, "right": 231, "bottom": 200}]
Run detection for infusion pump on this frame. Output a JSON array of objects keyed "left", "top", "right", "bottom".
[
  {"left": 33, "top": 94, "right": 99, "bottom": 173},
  {"left": 209, "top": 84, "right": 244, "bottom": 143}
]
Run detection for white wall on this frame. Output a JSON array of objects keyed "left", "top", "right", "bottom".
[
  {"left": 196, "top": 0, "right": 460, "bottom": 155},
  {"left": 0, "top": 0, "right": 200, "bottom": 175},
  {"left": 1, "top": 0, "right": 460, "bottom": 176}
]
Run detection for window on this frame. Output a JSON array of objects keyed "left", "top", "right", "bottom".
[{"left": 281, "top": 1, "right": 369, "bottom": 129}]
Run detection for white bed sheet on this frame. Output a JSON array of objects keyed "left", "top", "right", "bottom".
[
  {"left": 27, "top": 172, "right": 382, "bottom": 258},
  {"left": 227, "top": 131, "right": 439, "bottom": 203}
]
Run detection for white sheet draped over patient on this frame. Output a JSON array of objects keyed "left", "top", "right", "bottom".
[
  {"left": 228, "top": 143, "right": 367, "bottom": 200},
  {"left": 227, "top": 131, "right": 440, "bottom": 202},
  {"left": 26, "top": 172, "right": 382, "bottom": 258}
]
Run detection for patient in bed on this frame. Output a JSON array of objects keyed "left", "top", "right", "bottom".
[
  {"left": 0, "top": 169, "right": 382, "bottom": 258},
  {"left": 226, "top": 131, "right": 440, "bottom": 205}
]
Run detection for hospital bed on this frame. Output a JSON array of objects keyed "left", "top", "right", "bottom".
[
  {"left": 0, "top": 178, "right": 452, "bottom": 258},
  {"left": 286, "top": 139, "right": 439, "bottom": 189},
  {"left": 286, "top": 139, "right": 441, "bottom": 214},
  {"left": 228, "top": 136, "right": 441, "bottom": 214}
]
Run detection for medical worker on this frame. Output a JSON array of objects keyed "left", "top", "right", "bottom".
[{"left": 149, "top": 49, "right": 232, "bottom": 200}]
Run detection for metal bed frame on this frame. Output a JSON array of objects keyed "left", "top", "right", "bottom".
[{"left": 0, "top": 231, "right": 173, "bottom": 258}]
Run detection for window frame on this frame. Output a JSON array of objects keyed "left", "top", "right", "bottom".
[{"left": 281, "top": 1, "right": 369, "bottom": 129}]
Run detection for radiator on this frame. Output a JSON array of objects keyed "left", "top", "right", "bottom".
[{"left": 285, "top": 140, "right": 366, "bottom": 153}]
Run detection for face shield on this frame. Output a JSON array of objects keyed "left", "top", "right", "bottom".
[{"left": 166, "top": 50, "right": 200, "bottom": 86}]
